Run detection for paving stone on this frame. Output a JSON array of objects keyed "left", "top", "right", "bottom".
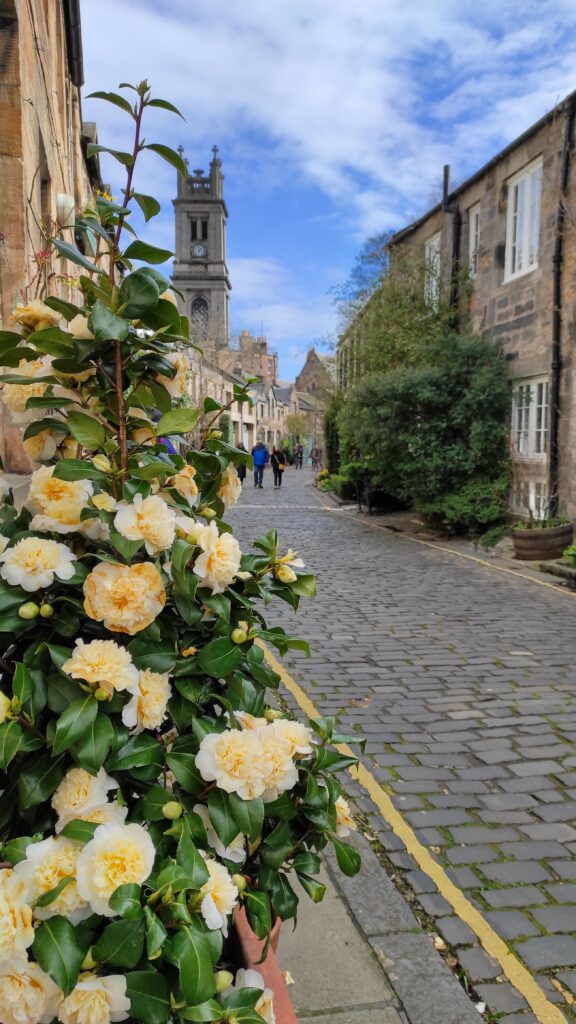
[
  {"left": 449, "top": 826, "right": 520, "bottom": 844},
  {"left": 499, "top": 841, "right": 567, "bottom": 860},
  {"left": 479, "top": 793, "right": 538, "bottom": 810},
  {"left": 556, "top": 969, "right": 576, "bottom": 997},
  {"left": 481, "top": 862, "right": 552, "bottom": 884},
  {"left": 531, "top": 906, "right": 576, "bottom": 932},
  {"left": 515, "top": 935, "right": 576, "bottom": 968},
  {"left": 475, "top": 983, "right": 528, "bottom": 1014},
  {"left": 446, "top": 866, "right": 480, "bottom": 889},
  {"left": 457, "top": 947, "right": 501, "bottom": 981},
  {"left": 549, "top": 860, "right": 576, "bottom": 879},
  {"left": 435, "top": 915, "right": 476, "bottom": 946},
  {"left": 485, "top": 910, "right": 539, "bottom": 939},
  {"left": 415, "top": 892, "right": 453, "bottom": 917},
  {"left": 388, "top": 852, "right": 418, "bottom": 871},
  {"left": 476, "top": 748, "right": 521, "bottom": 764},
  {"left": 532, "top": 801, "right": 576, "bottom": 822},
  {"left": 406, "top": 810, "right": 473, "bottom": 828},
  {"left": 480, "top": 886, "right": 548, "bottom": 909},
  {"left": 545, "top": 883, "right": 576, "bottom": 902},
  {"left": 405, "top": 870, "right": 437, "bottom": 894},
  {"left": 509, "top": 760, "right": 563, "bottom": 776},
  {"left": 520, "top": 822, "right": 576, "bottom": 842},
  {"left": 499, "top": 776, "right": 559, "bottom": 792},
  {"left": 447, "top": 845, "right": 500, "bottom": 865},
  {"left": 414, "top": 827, "right": 445, "bottom": 845}
]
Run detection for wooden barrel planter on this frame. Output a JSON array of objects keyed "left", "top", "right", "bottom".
[
  {"left": 234, "top": 908, "right": 297, "bottom": 1023},
  {"left": 511, "top": 522, "right": 574, "bottom": 561}
]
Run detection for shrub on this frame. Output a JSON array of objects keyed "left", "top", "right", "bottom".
[
  {"left": 324, "top": 393, "right": 342, "bottom": 474},
  {"left": 329, "top": 474, "right": 356, "bottom": 500}
]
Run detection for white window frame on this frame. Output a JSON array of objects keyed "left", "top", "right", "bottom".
[
  {"left": 424, "top": 232, "right": 441, "bottom": 309},
  {"left": 468, "top": 204, "right": 480, "bottom": 278},
  {"left": 504, "top": 158, "right": 543, "bottom": 281},
  {"left": 512, "top": 376, "right": 549, "bottom": 460},
  {"left": 512, "top": 477, "right": 549, "bottom": 519}
]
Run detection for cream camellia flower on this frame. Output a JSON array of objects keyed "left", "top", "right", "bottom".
[
  {"left": 67, "top": 313, "right": 94, "bottom": 339},
  {"left": 1, "top": 357, "right": 52, "bottom": 421},
  {"left": 196, "top": 728, "right": 270, "bottom": 800},
  {"left": 155, "top": 350, "right": 188, "bottom": 398},
  {"left": 14, "top": 836, "right": 89, "bottom": 923},
  {"left": 199, "top": 858, "right": 238, "bottom": 936},
  {"left": 232, "top": 970, "right": 276, "bottom": 1024},
  {"left": 0, "top": 690, "right": 11, "bottom": 724},
  {"left": 22, "top": 426, "right": 60, "bottom": 462},
  {"left": 92, "top": 492, "right": 117, "bottom": 512},
  {"left": 114, "top": 493, "right": 176, "bottom": 556},
  {"left": 10, "top": 299, "right": 60, "bottom": 332},
  {"left": 277, "top": 548, "right": 305, "bottom": 568},
  {"left": 159, "top": 289, "right": 178, "bottom": 306},
  {"left": 275, "top": 564, "right": 297, "bottom": 584},
  {"left": 193, "top": 522, "right": 241, "bottom": 594},
  {"left": 128, "top": 407, "right": 155, "bottom": 446},
  {"left": 83, "top": 561, "right": 166, "bottom": 634},
  {"left": 0, "top": 961, "right": 61, "bottom": 1024},
  {"left": 76, "top": 822, "right": 156, "bottom": 917},
  {"left": 258, "top": 725, "right": 299, "bottom": 802},
  {"left": 235, "top": 710, "right": 268, "bottom": 731},
  {"left": 52, "top": 766, "right": 119, "bottom": 831},
  {"left": 27, "top": 465, "right": 94, "bottom": 534},
  {"left": 334, "top": 796, "right": 356, "bottom": 838},
  {"left": 0, "top": 536, "right": 76, "bottom": 592},
  {"left": 193, "top": 803, "right": 246, "bottom": 864},
  {"left": 217, "top": 465, "right": 242, "bottom": 511},
  {"left": 58, "top": 973, "right": 130, "bottom": 1024},
  {"left": 0, "top": 869, "right": 34, "bottom": 965},
  {"left": 122, "top": 669, "right": 172, "bottom": 733},
  {"left": 62, "top": 639, "right": 139, "bottom": 697},
  {"left": 268, "top": 718, "right": 314, "bottom": 759},
  {"left": 168, "top": 464, "right": 199, "bottom": 505}
]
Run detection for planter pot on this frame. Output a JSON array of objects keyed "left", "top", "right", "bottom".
[
  {"left": 234, "top": 907, "right": 297, "bottom": 1023},
  {"left": 511, "top": 522, "right": 574, "bottom": 561}
]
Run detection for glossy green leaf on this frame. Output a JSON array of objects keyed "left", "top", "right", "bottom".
[
  {"left": 52, "top": 459, "right": 106, "bottom": 481},
  {"left": 296, "top": 870, "right": 326, "bottom": 903},
  {"left": 59, "top": 819, "right": 99, "bottom": 844},
  {"left": 229, "top": 793, "right": 263, "bottom": 842},
  {"left": 146, "top": 97, "right": 185, "bottom": 118},
  {"left": 89, "top": 300, "right": 130, "bottom": 342},
  {"left": 93, "top": 917, "right": 145, "bottom": 968},
  {"left": 18, "top": 755, "right": 65, "bottom": 809},
  {"left": 73, "top": 713, "right": 114, "bottom": 774},
  {"left": 270, "top": 872, "right": 298, "bottom": 920},
  {"left": 166, "top": 750, "right": 204, "bottom": 794},
  {"left": 123, "top": 240, "right": 173, "bottom": 265},
  {"left": 244, "top": 890, "right": 271, "bottom": 941},
  {"left": 178, "top": 1001, "right": 222, "bottom": 1022},
  {"left": 32, "top": 916, "right": 85, "bottom": 994},
  {"left": 118, "top": 269, "right": 160, "bottom": 316},
  {"left": 107, "top": 734, "right": 164, "bottom": 773},
  {"left": 86, "top": 142, "right": 134, "bottom": 166},
  {"left": 198, "top": 637, "right": 242, "bottom": 679},
  {"left": 52, "top": 696, "right": 98, "bottom": 755},
  {"left": 52, "top": 237, "right": 103, "bottom": 275},
  {"left": 34, "top": 876, "right": 74, "bottom": 909},
  {"left": 3, "top": 836, "right": 34, "bottom": 865},
  {"left": 166, "top": 927, "right": 215, "bottom": 1006},
  {"left": 86, "top": 90, "right": 135, "bottom": 115},
  {"left": 290, "top": 573, "right": 317, "bottom": 597},
  {"left": 0, "top": 721, "right": 24, "bottom": 770},
  {"left": 329, "top": 836, "right": 362, "bottom": 877},
  {"left": 66, "top": 410, "right": 106, "bottom": 449},
  {"left": 145, "top": 142, "right": 187, "bottom": 178},
  {"left": 126, "top": 970, "right": 170, "bottom": 1024},
  {"left": 133, "top": 194, "right": 162, "bottom": 222},
  {"left": 109, "top": 883, "right": 144, "bottom": 919},
  {"left": 144, "top": 906, "right": 167, "bottom": 959},
  {"left": 177, "top": 831, "right": 209, "bottom": 887},
  {"left": 156, "top": 407, "right": 200, "bottom": 436},
  {"left": 207, "top": 789, "right": 239, "bottom": 847}
]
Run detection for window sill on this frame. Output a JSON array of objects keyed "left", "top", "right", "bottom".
[
  {"left": 502, "top": 264, "right": 538, "bottom": 285},
  {"left": 511, "top": 452, "right": 548, "bottom": 463}
]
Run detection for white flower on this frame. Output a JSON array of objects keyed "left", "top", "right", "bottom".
[
  {"left": 155, "top": 350, "right": 189, "bottom": 398},
  {"left": 121, "top": 669, "right": 172, "bottom": 733},
  {"left": 14, "top": 837, "right": 90, "bottom": 923},
  {"left": 193, "top": 803, "right": 246, "bottom": 864},
  {"left": 58, "top": 973, "right": 130, "bottom": 1024},
  {"left": 52, "top": 766, "right": 119, "bottom": 831},
  {"left": 169, "top": 466, "right": 199, "bottom": 506},
  {"left": 258, "top": 725, "right": 299, "bottom": 802},
  {"left": 10, "top": 300, "right": 60, "bottom": 332},
  {"left": 217, "top": 465, "right": 242, "bottom": 511},
  {"left": 114, "top": 493, "right": 176, "bottom": 556},
  {"left": 27, "top": 465, "right": 94, "bottom": 535},
  {"left": 67, "top": 314, "right": 94, "bottom": 340},
  {"left": 199, "top": 859, "right": 238, "bottom": 936},
  {"left": 1, "top": 357, "right": 53, "bottom": 423},
  {"left": 0, "top": 536, "right": 76, "bottom": 592},
  {"left": 193, "top": 521, "right": 241, "bottom": 594},
  {"left": 76, "top": 823, "right": 155, "bottom": 917},
  {"left": 196, "top": 729, "right": 271, "bottom": 801},
  {"left": 0, "top": 690, "right": 11, "bottom": 724},
  {"left": 62, "top": 639, "right": 139, "bottom": 697},
  {"left": 232, "top": 970, "right": 276, "bottom": 1024},
  {"left": 22, "top": 427, "right": 60, "bottom": 462},
  {"left": 334, "top": 796, "right": 356, "bottom": 838},
  {"left": 0, "top": 870, "right": 34, "bottom": 966},
  {"left": 0, "top": 961, "right": 61, "bottom": 1024},
  {"left": 268, "top": 719, "right": 314, "bottom": 758}
]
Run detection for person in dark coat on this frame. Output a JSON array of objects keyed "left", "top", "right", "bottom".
[
  {"left": 270, "top": 446, "right": 287, "bottom": 488},
  {"left": 237, "top": 442, "right": 247, "bottom": 484}
]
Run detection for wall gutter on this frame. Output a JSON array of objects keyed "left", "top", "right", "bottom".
[
  {"left": 62, "top": 0, "right": 84, "bottom": 86},
  {"left": 549, "top": 93, "right": 576, "bottom": 517}
]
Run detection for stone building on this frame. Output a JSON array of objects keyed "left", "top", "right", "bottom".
[
  {"left": 217, "top": 330, "right": 278, "bottom": 387},
  {"left": 338, "top": 89, "right": 576, "bottom": 519},
  {"left": 295, "top": 347, "right": 335, "bottom": 402},
  {"left": 0, "top": 0, "right": 102, "bottom": 472}
]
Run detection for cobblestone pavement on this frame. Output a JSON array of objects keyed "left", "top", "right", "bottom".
[{"left": 230, "top": 467, "right": 576, "bottom": 1023}]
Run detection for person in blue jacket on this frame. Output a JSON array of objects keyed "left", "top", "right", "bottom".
[{"left": 251, "top": 440, "right": 269, "bottom": 488}]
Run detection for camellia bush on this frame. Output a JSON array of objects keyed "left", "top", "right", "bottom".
[{"left": 0, "top": 82, "right": 361, "bottom": 1024}]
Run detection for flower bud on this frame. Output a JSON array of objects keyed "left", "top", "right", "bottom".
[
  {"left": 275, "top": 564, "right": 297, "bottom": 584},
  {"left": 231, "top": 628, "right": 248, "bottom": 645},
  {"left": 214, "top": 970, "right": 234, "bottom": 993},
  {"left": 231, "top": 874, "right": 247, "bottom": 893},
  {"left": 39, "top": 603, "right": 54, "bottom": 618},
  {"left": 18, "top": 602, "right": 40, "bottom": 620},
  {"left": 207, "top": 429, "right": 223, "bottom": 440},
  {"left": 161, "top": 885, "right": 173, "bottom": 905},
  {"left": 92, "top": 454, "right": 112, "bottom": 472},
  {"left": 162, "top": 801, "right": 183, "bottom": 820},
  {"left": 0, "top": 692, "right": 12, "bottom": 724},
  {"left": 181, "top": 646, "right": 197, "bottom": 658},
  {"left": 198, "top": 506, "right": 216, "bottom": 519},
  {"left": 81, "top": 948, "right": 97, "bottom": 971},
  {"left": 236, "top": 570, "right": 252, "bottom": 581},
  {"left": 94, "top": 688, "right": 111, "bottom": 702},
  {"left": 264, "top": 709, "right": 283, "bottom": 722}
]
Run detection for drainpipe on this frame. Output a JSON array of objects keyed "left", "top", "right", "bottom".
[
  {"left": 442, "top": 164, "right": 462, "bottom": 328},
  {"left": 549, "top": 93, "right": 576, "bottom": 517}
]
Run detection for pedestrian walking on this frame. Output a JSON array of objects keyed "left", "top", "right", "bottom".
[
  {"left": 271, "top": 445, "right": 287, "bottom": 488},
  {"left": 295, "top": 441, "right": 304, "bottom": 469},
  {"left": 251, "top": 439, "right": 269, "bottom": 488},
  {"left": 237, "top": 442, "right": 247, "bottom": 485},
  {"left": 310, "top": 445, "right": 320, "bottom": 470}
]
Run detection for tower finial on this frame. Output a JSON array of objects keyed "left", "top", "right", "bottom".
[
  {"left": 177, "top": 144, "right": 185, "bottom": 158},
  {"left": 212, "top": 144, "right": 219, "bottom": 159}
]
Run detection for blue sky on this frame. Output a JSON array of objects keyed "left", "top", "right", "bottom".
[{"left": 80, "top": 0, "right": 576, "bottom": 380}]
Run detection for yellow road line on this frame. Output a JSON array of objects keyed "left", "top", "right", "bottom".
[
  {"left": 258, "top": 641, "right": 569, "bottom": 1024},
  {"left": 312, "top": 490, "right": 576, "bottom": 599}
]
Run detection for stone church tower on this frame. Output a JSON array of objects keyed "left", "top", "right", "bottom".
[{"left": 172, "top": 146, "right": 231, "bottom": 350}]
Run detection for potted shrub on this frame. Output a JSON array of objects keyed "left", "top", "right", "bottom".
[
  {"left": 511, "top": 511, "right": 574, "bottom": 561},
  {"left": 0, "top": 82, "right": 361, "bottom": 1024}
]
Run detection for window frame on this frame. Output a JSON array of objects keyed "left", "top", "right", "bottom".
[
  {"left": 511, "top": 375, "right": 549, "bottom": 460},
  {"left": 468, "top": 204, "right": 480, "bottom": 278},
  {"left": 504, "top": 157, "right": 543, "bottom": 282}
]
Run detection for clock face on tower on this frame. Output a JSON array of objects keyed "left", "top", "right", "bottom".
[{"left": 192, "top": 243, "right": 207, "bottom": 258}]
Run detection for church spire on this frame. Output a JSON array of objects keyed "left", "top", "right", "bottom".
[{"left": 209, "top": 145, "right": 223, "bottom": 199}]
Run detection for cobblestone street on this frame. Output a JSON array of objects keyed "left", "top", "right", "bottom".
[{"left": 230, "top": 466, "right": 576, "bottom": 1023}]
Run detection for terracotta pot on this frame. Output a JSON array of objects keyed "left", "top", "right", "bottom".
[
  {"left": 234, "top": 907, "right": 297, "bottom": 1023},
  {"left": 511, "top": 522, "right": 574, "bottom": 561}
]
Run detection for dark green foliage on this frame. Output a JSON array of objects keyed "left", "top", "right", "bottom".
[
  {"left": 340, "top": 333, "right": 511, "bottom": 535},
  {"left": 323, "top": 393, "right": 342, "bottom": 474}
]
